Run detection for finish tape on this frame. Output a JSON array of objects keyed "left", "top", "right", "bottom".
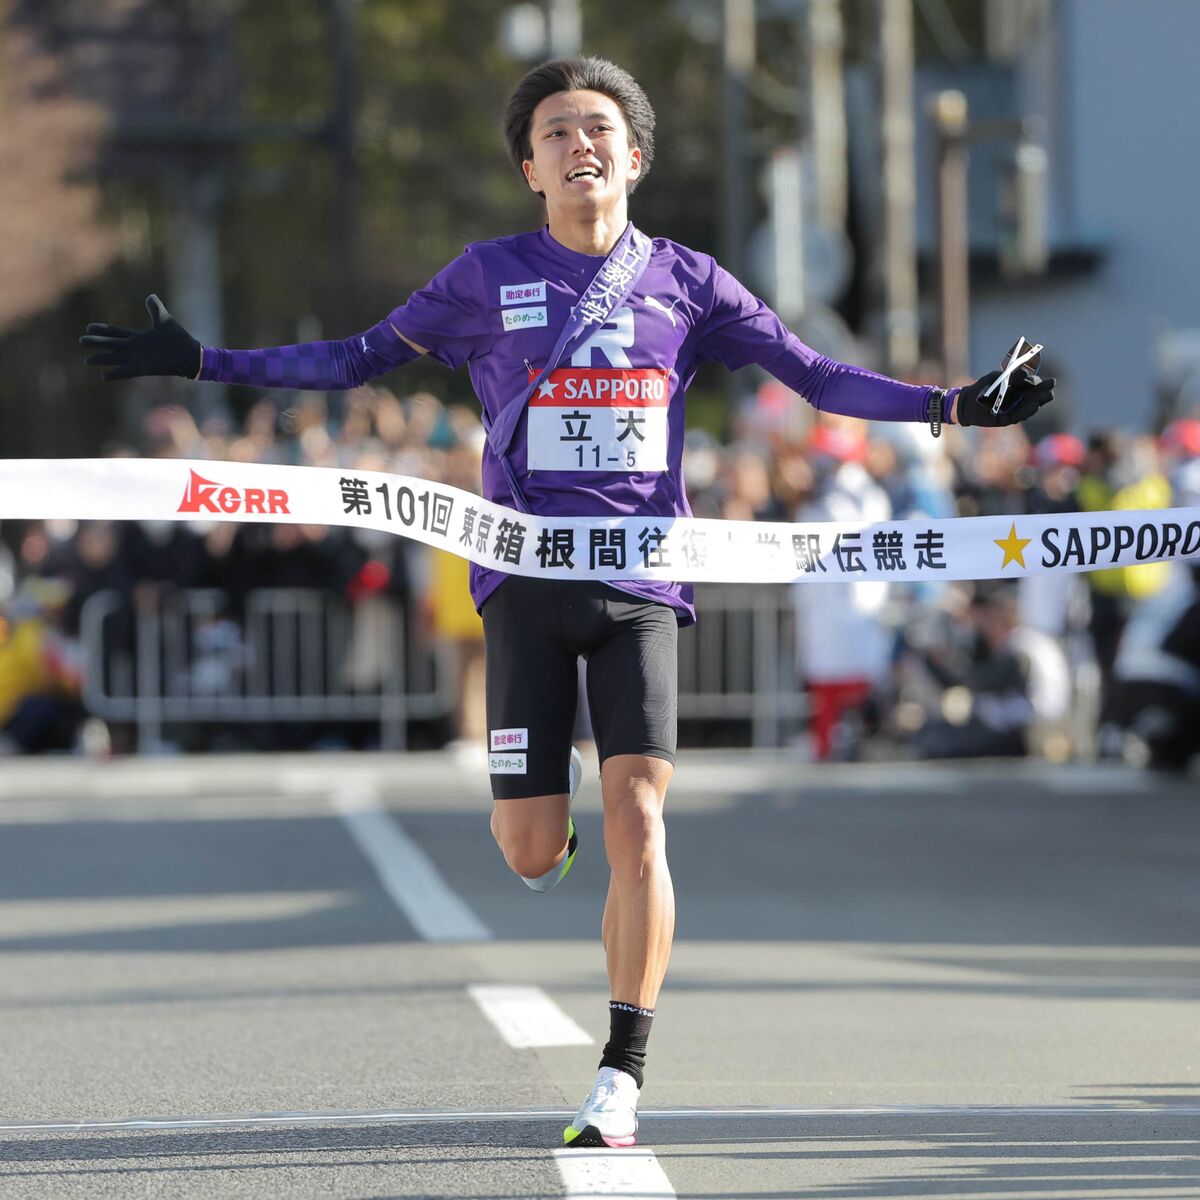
[{"left": 1, "top": 458, "right": 1197, "bottom": 584}]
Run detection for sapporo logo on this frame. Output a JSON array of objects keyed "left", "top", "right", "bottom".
[
  {"left": 528, "top": 366, "right": 671, "bottom": 404},
  {"left": 178, "top": 469, "right": 290, "bottom": 515}
]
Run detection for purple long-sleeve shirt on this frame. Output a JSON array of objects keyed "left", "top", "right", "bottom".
[{"left": 202, "top": 226, "right": 947, "bottom": 623}]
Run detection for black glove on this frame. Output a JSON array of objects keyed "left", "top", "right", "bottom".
[
  {"left": 956, "top": 366, "right": 1055, "bottom": 428},
  {"left": 79, "top": 294, "right": 202, "bottom": 381}
]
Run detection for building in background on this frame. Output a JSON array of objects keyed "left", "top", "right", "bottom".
[{"left": 938, "top": 0, "right": 1200, "bottom": 430}]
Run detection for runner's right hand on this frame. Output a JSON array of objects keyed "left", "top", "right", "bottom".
[{"left": 80, "top": 295, "right": 202, "bottom": 381}]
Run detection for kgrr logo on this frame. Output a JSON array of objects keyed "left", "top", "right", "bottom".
[{"left": 178, "top": 469, "right": 290, "bottom": 515}]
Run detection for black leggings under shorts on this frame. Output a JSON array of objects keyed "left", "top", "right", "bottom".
[{"left": 480, "top": 576, "right": 679, "bottom": 800}]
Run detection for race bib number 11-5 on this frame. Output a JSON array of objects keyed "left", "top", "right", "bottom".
[{"left": 526, "top": 367, "right": 670, "bottom": 473}]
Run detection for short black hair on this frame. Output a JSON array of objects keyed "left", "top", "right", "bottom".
[{"left": 504, "top": 57, "right": 656, "bottom": 196}]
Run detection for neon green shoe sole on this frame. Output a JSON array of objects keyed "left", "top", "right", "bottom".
[{"left": 559, "top": 817, "right": 578, "bottom": 883}]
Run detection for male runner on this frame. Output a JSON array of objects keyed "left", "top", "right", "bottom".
[{"left": 80, "top": 57, "right": 1054, "bottom": 1149}]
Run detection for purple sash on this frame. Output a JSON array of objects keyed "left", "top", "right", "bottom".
[{"left": 486, "top": 223, "right": 653, "bottom": 513}]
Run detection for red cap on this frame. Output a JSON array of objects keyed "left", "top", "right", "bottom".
[
  {"left": 1033, "top": 433, "right": 1085, "bottom": 468},
  {"left": 1161, "top": 418, "right": 1200, "bottom": 457},
  {"left": 808, "top": 425, "right": 866, "bottom": 464}
]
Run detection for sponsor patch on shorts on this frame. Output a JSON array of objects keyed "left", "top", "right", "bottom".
[
  {"left": 489, "top": 752, "right": 527, "bottom": 775},
  {"left": 491, "top": 728, "right": 528, "bottom": 751}
]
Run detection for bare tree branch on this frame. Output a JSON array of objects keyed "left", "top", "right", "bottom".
[{"left": 0, "top": 3, "right": 120, "bottom": 332}]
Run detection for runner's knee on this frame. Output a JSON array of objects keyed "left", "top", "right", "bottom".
[
  {"left": 603, "top": 784, "right": 666, "bottom": 870},
  {"left": 492, "top": 800, "right": 569, "bottom": 878}
]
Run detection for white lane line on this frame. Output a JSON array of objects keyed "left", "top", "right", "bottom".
[
  {"left": 467, "top": 985, "right": 594, "bottom": 1048},
  {"left": 332, "top": 787, "right": 492, "bottom": 942},
  {"left": 1032, "top": 766, "right": 1148, "bottom": 794},
  {"left": 554, "top": 1148, "right": 675, "bottom": 1198},
  {"left": 5, "top": 1103, "right": 1199, "bottom": 1133}
]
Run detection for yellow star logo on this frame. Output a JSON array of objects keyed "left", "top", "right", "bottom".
[{"left": 994, "top": 522, "right": 1031, "bottom": 569}]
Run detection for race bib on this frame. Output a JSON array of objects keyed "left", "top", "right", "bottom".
[{"left": 526, "top": 366, "right": 670, "bottom": 473}]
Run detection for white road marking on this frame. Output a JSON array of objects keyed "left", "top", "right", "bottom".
[
  {"left": 554, "top": 1148, "right": 676, "bottom": 1198},
  {"left": 332, "top": 787, "right": 492, "bottom": 941},
  {"left": 4, "top": 1103, "right": 1198, "bottom": 1133},
  {"left": 467, "top": 984, "right": 594, "bottom": 1048},
  {"left": 0, "top": 794, "right": 338, "bottom": 826},
  {"left": 1030, "top": 765, "right": 1148, "bottom": 794},
  {"left": 681, "top": 763, "right": 968, "bottom": 795}
]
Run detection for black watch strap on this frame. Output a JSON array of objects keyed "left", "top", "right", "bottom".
[{"left": 929, "top": 387, "right": 947, "bottom": 438}]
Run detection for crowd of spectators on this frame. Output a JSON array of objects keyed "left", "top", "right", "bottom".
[
  {"left": 694, "top": 391, "right": 1200, "bottom": 771},
  {"left": 1, "top": 380, "right": 1197, "bottom": 770}
]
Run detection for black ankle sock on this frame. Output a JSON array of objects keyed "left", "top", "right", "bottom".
[{"left": 599, "top": 1000, "right": 654, "bottom": 1089}]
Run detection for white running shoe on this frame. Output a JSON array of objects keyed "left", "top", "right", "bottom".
[
  {"left": 568, "top": 745, "right": 583, "bottom": 803},
  {"left": 562, "top": 1065, "right": 640, "bottom": 1148},
  {"left": 519, "top": 747, "right": 583, "bottom": 893}
]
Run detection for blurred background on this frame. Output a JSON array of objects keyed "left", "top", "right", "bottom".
[{"left": 0, "top": 0, "right": 1197, "bottom": 771}]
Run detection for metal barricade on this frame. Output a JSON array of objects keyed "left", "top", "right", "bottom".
[
  {"left": 80, "top": 588, "right": 455, "bottom": 751},
  {"left": 678, "top": 584, "right": 804, "bottom": 747},
  {"left": 80, "top": 584, "right": 807, "bottom": 752}
]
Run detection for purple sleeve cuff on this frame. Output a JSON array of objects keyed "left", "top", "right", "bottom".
[
  {"left": 759, "top": 339, "right": 952, "bottom": 424},
  {"left": 921, "top": 387, "right": 962, "bottom": 424},
  {"left": 197, "top": 318, "right": 420, "bottom": 389}
]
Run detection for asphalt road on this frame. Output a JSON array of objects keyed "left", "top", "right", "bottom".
[{"left": 0, "top": 751, "right": 1196, "bottom": 1199}]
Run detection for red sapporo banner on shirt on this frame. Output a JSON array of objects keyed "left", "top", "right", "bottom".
[
  {"left": 1, "top": 457, "right": 1198, "bottom": 584},
  {"left": 526, "top": 367, "right": 672, "bottom": 474}
]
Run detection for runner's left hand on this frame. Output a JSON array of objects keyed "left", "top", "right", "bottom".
[{"left": 956, "top": 367, "right": 1055, "bottom": 427}]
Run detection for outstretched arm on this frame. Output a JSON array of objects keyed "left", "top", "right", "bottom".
[
  {"left": 81, "top": 295, "right": 424, "bottom": 390},
  {"left": 700, "top": 263, "right": 1054, "bottom": 430},
  {"left": 731, "top": 329, "right": 1054, "bottom": 431},
  {"left": 758, "top": 342, "right": 947, "bottom": 425},
  {"left": 198, "top": 321, "right": 423, "bottom": 389},
  {"left": 770, "top": 347, "right": 1054, "bottom": 430}
]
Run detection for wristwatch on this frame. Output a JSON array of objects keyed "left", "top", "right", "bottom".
[{"left": 928, "top": 387, "right": 948, "bottom": 438}]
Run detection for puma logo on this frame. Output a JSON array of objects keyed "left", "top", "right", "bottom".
[{"left": 644, "top": 296, "right": 680, "bottom": 327}]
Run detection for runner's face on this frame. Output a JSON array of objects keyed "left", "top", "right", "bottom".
[{"left": 522, "top": 89, "right": 641, "bottom": 217}]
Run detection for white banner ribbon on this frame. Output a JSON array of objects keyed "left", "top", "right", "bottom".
[{"left": 1, "top": 458, "right": 1197, "bottom": 584}]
